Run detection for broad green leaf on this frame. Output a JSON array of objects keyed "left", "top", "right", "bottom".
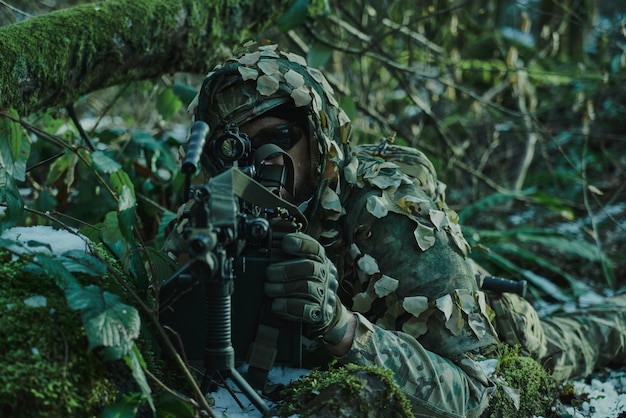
[
  {"left": 157, "top": 209, "right": 177, "bottom": 239},
  {"left": 156, "top": 88, "right": 183, "bottom": 121},
  {"left": 307, "top": 41, "right": 333, "bottom": 68},
  {"left": 128, "top": 247, "right": 149, "bottom": 298},
  {"left": 110, "top": 169, "right": 135, "bottom": 196},
  {"left": 101, "top": 392, "right": 143, "bottom": 418},
  {"left": 339, "top": 95, "right": 357, "bottom": 120},
  {"left": 277, "top": 0, "right": 309, "bottom": 32},
  {"left": 32, "top": 253, "right": 80, "bottom": 290},
  {"left": 129, "top": 130, "right": 179, "bottom": 173},
  {"left": 102, "top": 211, "right": 124, "bottom": 245},
  {"left": 65, "top": 284, "right": 140, "bottom": 357},
  {"left": 172, "top": 82, "right": 198, "bottom": 106},
  {"left": 45, "top": 151, "right": 78, "bottom": 188},
  {"left": 529, "top": 191, "right": 574, "bottom": 217},
  {"left": 124, "top": 345, "right": 154, "bottom": 412},
  {"left": 118, "top": 185, "right": 136, "bottom": 242},
  {"left": 458, "top": 191, "right": 518, "bottom": 222},
  {"left": 118, "top": 184, "right": 136, "bottom": 211},
  {"left": 515, "top": 233, "right": 609, "bottom": 263},
  {"left": 92, "top": 150, "right": 122, "bottom": 174},
  {"left": 143, "top": 246, "right": 179, "bottom": 285},
  {"left": 0, "top": 108, "right": 30, "bottom": 182},
  {"left": 59, "top": 250, "right": 107, "bottom": 276},
  {"left": 40, "top": 109, "right": 66, "bottom": 134},
  {"left": 0, "top": 170, "right": 24, "bottom": 231},
  {"left": 155, "top": 393, "right": 195, "bottom": 418}
]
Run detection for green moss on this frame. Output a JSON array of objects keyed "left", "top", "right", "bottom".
[
  {"left": 272, "top": 362, "right": 413, "bottom": 417},
  {"left": 0, "top": 251, "right": 117, "bottom": 417},
  {"left": 483, "top": 345, "right": 559, "bottom": 418},
  {"left": 0, "top": 0, "right": 296, "bottom": 114}
]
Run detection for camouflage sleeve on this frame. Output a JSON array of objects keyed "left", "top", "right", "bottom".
[
  {"left": 340, "top": 312, "right": 494, "bottom": 418},
  {"left": 340, "top": 180, "right": 499, "bottom": 358},
  {"left": 329, "top": 154, "right": 501, "bottom": 417}
]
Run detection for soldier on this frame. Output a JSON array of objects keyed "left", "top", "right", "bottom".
[{"left": 164, "top": 43, "right": 626, "bottom": 417}]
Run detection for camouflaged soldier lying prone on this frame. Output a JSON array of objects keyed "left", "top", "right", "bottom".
[{"left": 162, "top": 44, "right": 626, "bottom": 417}]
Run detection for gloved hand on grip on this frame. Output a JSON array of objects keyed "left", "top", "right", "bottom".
[{"left": 265, "top": 232, "right": 352, "bottom": 346}]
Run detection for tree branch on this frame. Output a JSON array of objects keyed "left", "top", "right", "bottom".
[{"left": 0, "top": 0, "right": 292, "bottom": 115}]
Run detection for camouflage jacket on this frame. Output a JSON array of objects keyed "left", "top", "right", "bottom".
[{"left": 307, "top": 143, "right": 500, "bottom": 417}]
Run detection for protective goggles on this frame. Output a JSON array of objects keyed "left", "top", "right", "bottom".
[{"left": 249, "top": 121, "right": 304, "bottom": 152}]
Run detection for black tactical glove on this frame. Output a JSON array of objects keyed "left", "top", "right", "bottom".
[{"left": 265, "top": 232, "right": 351, "bottom": 345}]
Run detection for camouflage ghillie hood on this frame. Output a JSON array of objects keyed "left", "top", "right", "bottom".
[{"left": 189, "top": 43, "right": 351, "bottom": 224}]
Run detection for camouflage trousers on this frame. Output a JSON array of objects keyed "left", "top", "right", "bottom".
[
  {"left": 488, "top": 292, "right": 626, "bottom": 382},
  {"left": 341, "top": 295, "right": 626, "bottom": 417}
]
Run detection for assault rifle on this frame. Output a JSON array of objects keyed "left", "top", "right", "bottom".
[{"left": 159, "top": 121, "right": 306, "bottom": 412}]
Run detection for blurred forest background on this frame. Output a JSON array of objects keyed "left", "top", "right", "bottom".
[{"left": 2, "top": 0, "right": 626, "bottom": 305}]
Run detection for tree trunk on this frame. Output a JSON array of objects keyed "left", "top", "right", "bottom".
[{"left": 0, "top": 0, "right": 291, "bottom": 115}]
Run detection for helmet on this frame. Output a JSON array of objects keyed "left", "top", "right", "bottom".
[{"left": 189, "top": 43, "right": 351, "bottom": 223}]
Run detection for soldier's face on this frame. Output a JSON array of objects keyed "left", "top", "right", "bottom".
[{"left": 240, "top": 116, "right": 313, "bottom": 204}]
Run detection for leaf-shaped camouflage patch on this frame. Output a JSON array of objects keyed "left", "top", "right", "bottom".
[
  {"left": 397, "top": 195, "right": 428, "bottom": 216},
  {"left": 259, "top": 44, "right": 280, "bottom": 58},
  {"left": 284, "top": 69, "right": 305, "bottom": 88},
  {"left": 414, "top": 223, "right": 435, "bottom": 251},
  {"left": 311, "top": 88, "right": 324, "bottom": 112},
  {"left": 357, "top": 253, "right": 379, "bottom": 276},
  {"left": 238, "top": 66, "right": 258, "bottom": 81},
  {"left": 283, "top": 51, "right": 308, "bottom": 66},
  {"left": 402, "top": 316, "right": 429, "bottom": 338},
  {"left": 320, "top": 186, "right": 342, "bottom": 214},
  {"left": 257, "top": 74, "right": 280, "bottom": 96},
  {"left": 343, "top": 156, "right": 359, "bottom": 185},
  {"left": 402, "top": 295, "right": 429, "bottom": 317},
  {"left": 446, "top": 223, "right": 469, "bottom": 256},
  {"left": 455, "top": 289, "right": 476, "bottom": 315},
  {"left": 291, "top": 85, "right": 312, "bottom": 107},
  {"left": 369, "top": 172, "right": 402, "bottom": 190},
  {"left": 366, "top": 194, "right": 388, "bottom": 218},
  {"left": 468, "top": 312, "right": 487, "bottom": 339},
  {"left": 258, "top": 59, "right": 280, "bottom": 75},
  {"left": 352, "top": 291, "right": 374, "bottom": 312},
  {"left": 373, "top": 275, "right": 399, "bottom": 297},
  {"left": 444, "top": 303, "right": 464, "bottom": 336},
  {"left": 435, "top": 293, "right": 454, "bottom": 321},
  {"left": 429, "top": 209, "right": 447, "bottom": 230},
  {"left": 237, "top": 51, "right": 261, "bottom": 65}
]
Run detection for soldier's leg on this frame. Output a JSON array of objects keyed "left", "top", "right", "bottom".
[
  {"left": 540, "top": 295, "right": 626, "bottom": 381},
  {"left": 489, "top": 292, "right": 626, "bottom": 382}
]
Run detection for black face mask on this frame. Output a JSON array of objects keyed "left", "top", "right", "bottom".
[{"left": 249, "top": 121, "right": 304, "bottom": 152}]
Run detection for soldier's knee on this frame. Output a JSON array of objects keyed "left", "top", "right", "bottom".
[{"left": 488, "top": 292, "right": 547, "bottom": 359}]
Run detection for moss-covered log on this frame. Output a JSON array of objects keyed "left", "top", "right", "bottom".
[{"left": 0, "top": 0, "right": 292, "bottom": 115}]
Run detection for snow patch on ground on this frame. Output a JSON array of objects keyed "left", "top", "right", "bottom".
[
  {"left": 556, "top": 369, "right": 626, "bottom": 417},
  {"left": 0, "top": 225, "right": 88, "bottom": 256}
]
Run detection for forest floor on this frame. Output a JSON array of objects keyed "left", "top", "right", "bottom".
[{"left": 209, "top": 365, "right": 626, "bottom": 417}]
